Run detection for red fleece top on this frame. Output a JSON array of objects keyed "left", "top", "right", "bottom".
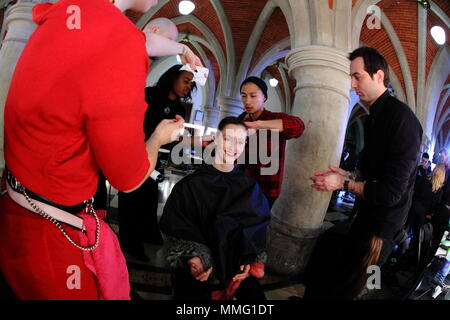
[{"left": 4, "top": 0, "right": 150, "bottom": 205}]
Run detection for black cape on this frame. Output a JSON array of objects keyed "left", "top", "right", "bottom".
[{"left": 159, "top": 165, "right": 270, "bottom": 284}]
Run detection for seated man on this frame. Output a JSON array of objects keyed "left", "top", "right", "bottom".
[{"left": 159, "top": 117, "right": 270, "bottom": 300}]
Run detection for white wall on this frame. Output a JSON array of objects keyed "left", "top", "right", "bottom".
[{"left": 264, "top": 81, "right": 283, "bottom": 113}]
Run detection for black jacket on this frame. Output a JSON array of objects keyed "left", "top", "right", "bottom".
[
  {"left": 159, "top": 165, "right": 270, "bottom": 286},
  {"left": 413, "top": 175, "right": 443, "bottom": 214},
  {"left": 352, "top": 90, "right": 423, "bottom": 240},
  {"left": 143, "top": 86, "right": 187, "bottom": 141}
]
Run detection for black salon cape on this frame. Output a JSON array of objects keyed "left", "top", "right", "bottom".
[{"left": 159, "top": 165, "right": 270, "bottom": 284}]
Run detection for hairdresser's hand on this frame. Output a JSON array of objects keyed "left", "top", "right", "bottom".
[
  {"left": 179, "top": 45, "right": 203, "bottom": 71},
  {"left": 152, "top": 115, "right": 185, "bottom": 146},
  {"left": 232, "top": 264, "right": 251, "bottom": 282},
  {"left": 310, "top": 172, "right": 345, "bottom": 192},
  {"left": 244, "top": 120, "right": 260, "bottom": 131},
  {"left": 313, "top": 165, "right": 348, "bottom": 178},
  {"left": 188, "top": 257, "right": 213, "bottom": 282}
]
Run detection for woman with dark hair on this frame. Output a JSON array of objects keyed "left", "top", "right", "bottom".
[
  {"left": 143, "top": 64, "right": 197, "bottom": 141},
  {"left": 159, "top": 116, "right": 270, "bottom": 300},
  {"left": 118, "top": 65, "right": 196, "bottom": 262}
]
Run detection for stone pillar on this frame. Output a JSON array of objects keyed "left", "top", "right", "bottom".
[
  {"left": 0, "top": 0, "right": 40, "bottom": 176},
  {"left": 266, "top": 46, "right": 351, "bottom": 275},
  {"left": 217, "top": 96, "right": 243, "bottom": 121},
  {"left": 421, "top": 134, "right": 431, "bottom": 154},
  {"left": 203, "top": 105, "right": 220, "bottom": 130}
]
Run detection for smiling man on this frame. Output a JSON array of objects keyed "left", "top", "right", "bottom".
[{"left": 307, "top": 47, "right": 423, "bottom": 299}]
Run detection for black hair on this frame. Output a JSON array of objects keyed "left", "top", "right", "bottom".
[
  {"left": 422, "top": 152, "right": 430, "bottom": 159},
  {"left": 349, "top": 47, "right": 390, "bottom": 87},
  {"left": 153, "top": 64, "right": 197, "bottom": 102},
  {"left": 240, "top": 76, "right": 268, "bottom": 101},
  {"left": 218, "top": 116, "right": 248, "bottom": 132}
]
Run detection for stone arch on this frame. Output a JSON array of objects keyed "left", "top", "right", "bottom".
[
  {"left": 209, "top": 0, "right": 236, "bottom": 97},
  {"left": 232, "top": 0, "right": 277, "bottom": 96},
  {"left": 433, "top": 85, "right": 450, "bottom": 132},
  {"left": 170, "top": 16, "right": 227, "bottom": 98},
  {"left": 380, "top": 11, "right": 416, "bottom": 112},
  {"left": 351, "top": 0, "right": 382, "bottom": 50},
  {"left": 272, "top": 0, "right": 311, "bottom": 47},
  {"left": 249, "top": 38, "right": 290, "bottom": 76},
  {"left": 424, "top": 46, "right": 450, "bottom": 139}
]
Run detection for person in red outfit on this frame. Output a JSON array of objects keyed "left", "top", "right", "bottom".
[
  {"left": 0, "top": 0, "right": 202, "bottom": 300},
  {"left": 239, "top": 77, "right": 305, "bottom": 208}
]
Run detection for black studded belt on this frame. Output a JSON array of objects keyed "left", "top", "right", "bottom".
[{"left": 5, "top": 169, "right": 87, "bottom": 215}]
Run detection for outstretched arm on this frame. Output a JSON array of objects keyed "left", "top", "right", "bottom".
[
  {"left": 310, "top": 165, "right": 366, "bottom": 198},
  {"left": 145, "top": 32, "right": 203, "bottom": 70}
]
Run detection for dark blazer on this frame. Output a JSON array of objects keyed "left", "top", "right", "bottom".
[{"left": 352, "top": 90, "right": 423, "bottom": 240}]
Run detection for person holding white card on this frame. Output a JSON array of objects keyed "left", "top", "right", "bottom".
[{"left": 119, "top": 64, "right": 197, "bottom": 261}]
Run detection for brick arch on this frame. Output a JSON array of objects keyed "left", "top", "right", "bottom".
[
  {"left": 433, "top": 78, "right": 450, "bottom": 140},
  {"left": 250, "top": 7, "right": 290, "bottom": 74},
  {"left": 220, "top": 0, "right": 268, "bottom": 75},
  {"left": 136, "top": 0, "right": 227, "bottom": 56}
]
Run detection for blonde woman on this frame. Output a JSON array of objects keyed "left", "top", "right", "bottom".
[{"left": 406, "top": 164, "right": 446, "bottom": 238}]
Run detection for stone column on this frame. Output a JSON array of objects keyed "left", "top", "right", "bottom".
[
  {"left": 0, "top": 0, "right": 41, "bottom": 176},
  {"left": 266, "top": 46, "right": 351, "bottom": 275},
  {"left": 217, "top": 96, "right": 243, "bottom": 121}
]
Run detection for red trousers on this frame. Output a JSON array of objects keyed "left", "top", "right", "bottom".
[{"left": 0, "top": 194, "right": 100, "bottom": 299}]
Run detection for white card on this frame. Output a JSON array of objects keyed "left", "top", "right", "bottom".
[{"left": 180, "top": 65, "right": 209, "bottom": 86}]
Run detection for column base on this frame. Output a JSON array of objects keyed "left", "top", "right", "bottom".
[{"left": 266, "top": 218, "right": 323, "bottom": 276}]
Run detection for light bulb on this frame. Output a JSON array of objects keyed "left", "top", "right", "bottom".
[
  {"left": 179, "top": 1, "right": 195, "bottom": 15},
  {"left": 430, "top": 26, "right": 446, "bottom": 45},
  {"left": 269, "top": 78, "right": 278, "bottom": 87}
]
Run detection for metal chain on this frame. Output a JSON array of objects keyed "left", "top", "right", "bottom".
[{"left": 20, "top": 186, "right": 101, "bottom": 251}]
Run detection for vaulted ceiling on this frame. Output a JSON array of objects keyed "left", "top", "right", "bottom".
[
  {"left": 127, "top": 0, "right": 449, "bottom": 152},
  {"left": 0, "top": 0, "right": 448, "bottom": 151}
]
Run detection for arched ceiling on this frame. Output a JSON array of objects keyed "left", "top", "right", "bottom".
[{"left": 0, "top": 0, "right": 448, "bottom": 149}]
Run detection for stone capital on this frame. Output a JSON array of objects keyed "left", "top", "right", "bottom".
[
  {"left": 286, "top": 45, "right": 351, "bottom": 104},
  {"left": 287, "top": 45, "right": 350, "bottom": 76}
]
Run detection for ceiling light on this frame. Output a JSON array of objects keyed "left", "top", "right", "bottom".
[
  {"left": 430, "top": 26, "right": 446, "bottom": 45},
  {"left": 179, "top": 1, "right": 195, "bottom": 15},
  {"left": 418, "top": 0, "right": 431, "bottom": 10},
  {"left": 269, "top": 78, "right": 279, "bottom": 87}
]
